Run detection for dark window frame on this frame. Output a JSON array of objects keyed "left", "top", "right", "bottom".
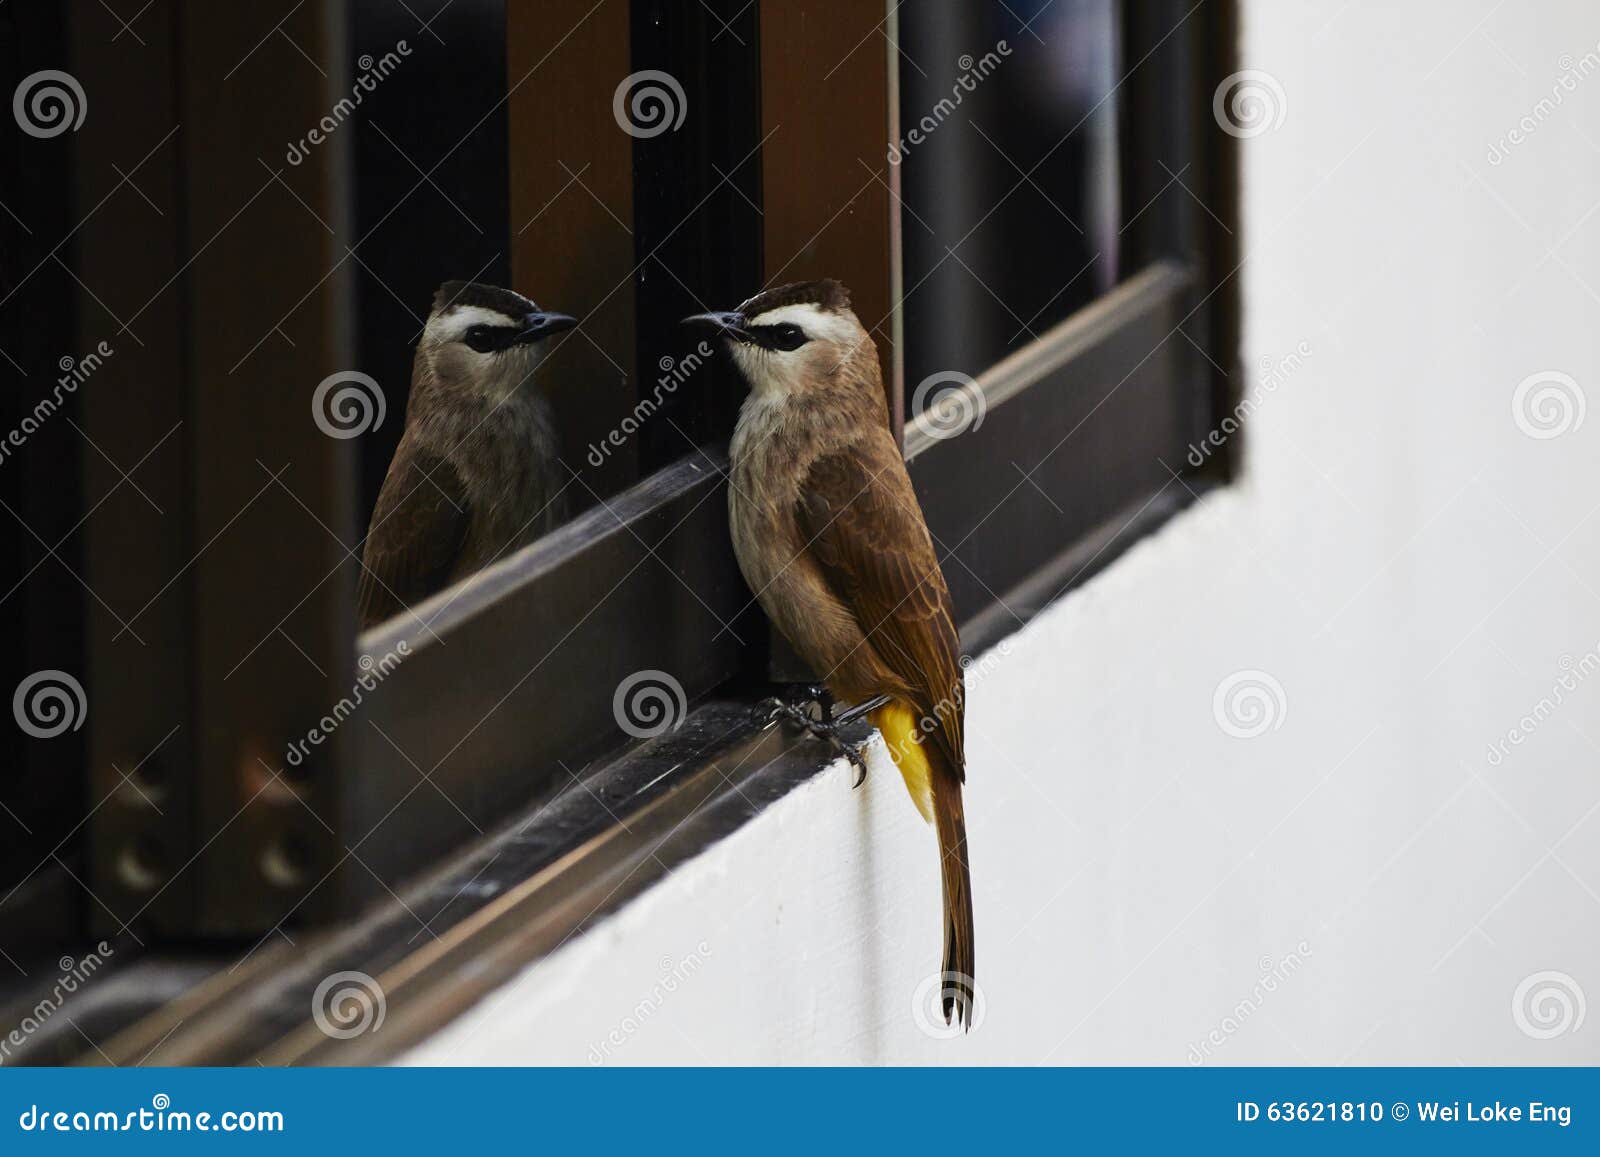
[{"left": 3, "top": 0, "right": 1237, "bottom": 964}]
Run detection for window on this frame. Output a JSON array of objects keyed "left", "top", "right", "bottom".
[
  {"left": 1, "top": 0, "right": 1236, "bottom": 1056},
  {"left": 900, "top": 0, "right": 1238, "bottom": 646}
]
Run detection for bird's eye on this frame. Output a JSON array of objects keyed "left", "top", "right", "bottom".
[
  {"left": 770, "top": 324, "right": 807, "bottom": 352},
  {"left": 464, "top": 325, "right": 499, "bottom": 353}
]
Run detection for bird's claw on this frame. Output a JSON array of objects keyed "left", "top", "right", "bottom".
[
  {"left": 758, "top": 694, "right": 869, "bottom": 784},
  {"left": 754, "top": 696, "right": 792, "bottom": 726}
]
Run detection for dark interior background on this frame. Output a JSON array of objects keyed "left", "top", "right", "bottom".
[
  {"left": 0, "top": 0, "right": 87, "bottom": 951},
  {"left": 899, "top": 0, "right": 1123, "bottom": 405},
  {"left": 628, "top": 0, "right": 762, "bottom": 475},
  {"left": 350, "top": 0, "right": 511, "bottom": 526}
]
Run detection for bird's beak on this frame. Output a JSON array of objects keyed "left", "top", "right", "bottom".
[
  {"left": 515, "top": 310, "right": 578, "bottom": 344},
  {"left": 680, "top": 310, "right": 750, "bottom": 343}
]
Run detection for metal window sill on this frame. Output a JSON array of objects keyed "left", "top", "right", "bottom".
[{"left": 4, "top": 698, "right": 868, "bottom": 1066}]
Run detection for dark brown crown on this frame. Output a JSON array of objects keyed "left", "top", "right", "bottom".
[
  {"left": 433, "top": 280, "right": 537, "bottom": 318},
  {"left": 738, "top": 278, "right": 851, "bottom": 318}
]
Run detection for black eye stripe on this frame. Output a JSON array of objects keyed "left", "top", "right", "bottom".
[
  {"left": 463, "top": 324, "right": 519, "bottom": 352},
  {"left": 748, "top": 323, "right": 808, "bottom": 351}
]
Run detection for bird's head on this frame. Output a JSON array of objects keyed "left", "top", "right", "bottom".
[
  {"left": 419, "top": 280, "right": 576, "bottom": 399},
  {"left": 681, "top": 279, "right": 879, "bottom": 403}
]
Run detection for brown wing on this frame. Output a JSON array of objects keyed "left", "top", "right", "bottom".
[
  {"left": 357, "top": 449, "right": 470, "bottom": 630},
  {"left": 796, "top": 438, "right": 965, "bottom": 774},
  {"left": 800, "top": 437, "right": 976, "bottom": 1026}
]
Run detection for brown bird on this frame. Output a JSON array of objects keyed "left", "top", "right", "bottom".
[
  {"left": 684, "top": 279, "right": 976, "bottom": 1028},
  {"left": 357, "top": 281, "right": 576, "bottom": 630}
]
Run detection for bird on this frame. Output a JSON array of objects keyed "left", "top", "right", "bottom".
[
  {"left": 357, "top": 280, "right": 576, "bottom": 630},
  {"left": 683, "top": 279, "right": 976, "bottom": 1028}
]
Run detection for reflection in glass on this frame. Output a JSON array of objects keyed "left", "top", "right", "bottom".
[
  {"left": 356, "top": 281, "right": 576, "bottom": 630},
  {"left": 352, "top": 0, "right": 763, "bottom": 631}
]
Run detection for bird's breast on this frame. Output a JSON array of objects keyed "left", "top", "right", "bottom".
[
  {"left": 443, "top": 396, "right": 563, "bottom": 570},
  {"left": 728, "top": 396, "right": 875, "bottom": 688}
]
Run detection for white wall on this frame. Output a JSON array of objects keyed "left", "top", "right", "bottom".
[{"left": 405, "top": 0, "right": 1600, "bottom": 1065}]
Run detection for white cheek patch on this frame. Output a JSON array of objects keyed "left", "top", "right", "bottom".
[
  {"left": 727, "top": 341, "right": 770, "bottom": 386},
  {"left": 745, "top": 302, "right": 856, "bottom": 346},
  {"left": 735, "top": 302, "right": 866, "bottom": 394},
  {"left": 423, "top": 304, "right": 524, "bottom": 346},
  {"left": 431, "top": 335, "right": 545, "bottom": 400},
  {"left": 431, "top": 342, "right": 495, "bottom": 382},
  {"left": 730, "top": 337, "right": 806, "bottom": 396}
]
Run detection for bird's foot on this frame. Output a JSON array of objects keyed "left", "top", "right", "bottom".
[{"left": 756, "top": 696, "right": 869, "bottom": 784}]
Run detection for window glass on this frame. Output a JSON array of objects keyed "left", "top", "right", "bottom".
[{"left": 899, "top": 0, "right": 1123, "bottom": 405}]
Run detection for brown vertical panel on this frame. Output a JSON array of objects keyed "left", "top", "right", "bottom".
[
  {"left": 73, "top": 0, "right": 197, "bottom": 936},
  {"left": 759, "top": 0, "right": 899, "bottom": 440},
  {"left": 507, "top": 0, "right": 637, "bottom": 502},
  {"left": 81, "top": 1, "right": 357, "bottom": 937},
  {"left": 758, "top": 0, "right": 899, "bottom": 682},
  {"left": 176, "top": 0, "right": 355, "bottom": 935}
]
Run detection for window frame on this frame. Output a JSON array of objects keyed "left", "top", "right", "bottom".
[
  {"left": 344, "top": 0, "right": 1240, "bottom": 913},
  {"left": 5, "top": 0, "right": 1238, "bottom": 960}
]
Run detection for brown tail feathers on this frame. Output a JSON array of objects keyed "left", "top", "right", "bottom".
[{"left": 931, "top": 758, "right": 975, "bottom": 1030}]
